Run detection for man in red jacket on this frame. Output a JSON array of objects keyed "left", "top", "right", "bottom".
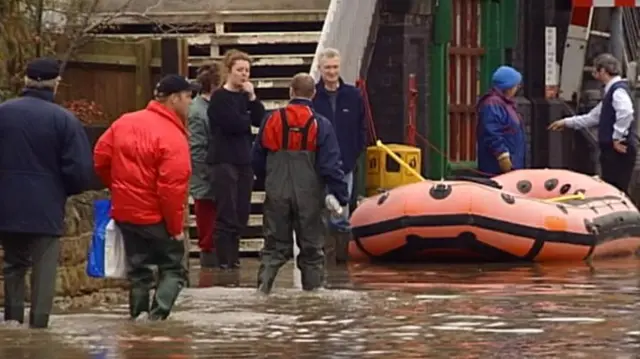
[{"left": 94, "top": 74, "right": 194, "bottom": 321}]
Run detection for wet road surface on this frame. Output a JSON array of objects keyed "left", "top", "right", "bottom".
[{"left": 1, "top": 258, "right": 639, "bottom": 358}]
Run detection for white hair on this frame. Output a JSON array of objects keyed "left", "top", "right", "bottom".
[
  {"left": 318, "top": 48, "right": 341, "bottom": 65},
  {"left": 24, "top": 76, "right": 60, "bottom": 90}
]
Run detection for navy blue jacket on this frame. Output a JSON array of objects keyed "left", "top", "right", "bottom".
[
  {"left": 476, "top": 88, "right": 527, "bottom": 175},
  {"left": 599, "top": 80, "right": 636, "bottom": 148},
  {"left": 313, "top": 78, "right": 367, "bottom": 174},
  {"left": 252, "top": 98, "right": 349, "bottom": 205},
  {"left": 207, "top": 88, "right": 266, "bottom": 165},
  {"left": 0, "top": 88, "right": 93, "bottom": 236}
]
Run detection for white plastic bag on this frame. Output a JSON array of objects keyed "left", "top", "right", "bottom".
[
  {"left": 88, "top": 200, "right": 128, "bottom": 279},
  {"left": 103, "top": 219, "right": 128, "bottom": 278}
]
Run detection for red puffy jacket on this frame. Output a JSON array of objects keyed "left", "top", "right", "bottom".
[{"left": 94, "top": 101, "right": 191, "bottom": 236}]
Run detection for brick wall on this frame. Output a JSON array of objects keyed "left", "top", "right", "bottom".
[{"left": 365, "top": 0, "right": 432, "bottom": 173}]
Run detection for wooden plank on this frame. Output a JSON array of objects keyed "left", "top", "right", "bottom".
[
  {"left": 189, "top": 54, "right": 314, "bottom": 67},
  {"left": 69, "top": 53, "right": 162, "bottom": 67},
  {"left": 92, "top": 10, "right": 327, "bottom": 25},
  {"left": 134, "top": 40, "right": 153, "bottom": 109},
  {"left": 187, "top": 32, "right": 321, "bottom": 45},
  {"left": 65, "top": 37, "right": 163, "bottom": 62},
  {"left": 178, "top": 38, "right": 189, "bottom": 76},
  {"left": 95, "top": 32, "right": 321, "bottom": 44}
]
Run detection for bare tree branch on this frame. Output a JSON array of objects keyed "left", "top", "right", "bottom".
[
  {"left": 59, "top": 0, "right": 136, "bottom": 73},
  {"left": 0, "top": 0, "right": 196, "bottom": 97}
]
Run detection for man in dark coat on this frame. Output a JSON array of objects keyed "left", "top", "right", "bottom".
[
  {"left": 312, "top": 48, "right": 367, "bottom": 214},
  {"left": 0, "top": 57, "right": 93, "bottom": 328},
  {"left": 312, "top": 48, "right": 367, "bottom": 262}
]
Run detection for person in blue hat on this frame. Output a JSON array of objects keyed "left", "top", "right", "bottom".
[
  {"left": 0, "top": 57, "right": 93, "bottom": 328},
  {"left": 476, "top": 66, "right": 525, "bottom": 175}
]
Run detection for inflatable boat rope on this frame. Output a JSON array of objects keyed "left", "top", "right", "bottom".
[{"left": 374, "top": 140, "right": 585, "bottom": 203}]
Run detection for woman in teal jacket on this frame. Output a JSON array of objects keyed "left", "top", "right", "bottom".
[{"left": 189, "top": 64, "right": 221, "bottom": 267}]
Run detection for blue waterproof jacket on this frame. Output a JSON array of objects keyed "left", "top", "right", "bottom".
[
  {"left": 312, "top": 78, "right": 367, "bottom": 174},
  {"left": 476, "top": 88, "right": 526, "bottom": 175},
  {"left": 0, "top": 88, "right": 93, "bottom": 235}
]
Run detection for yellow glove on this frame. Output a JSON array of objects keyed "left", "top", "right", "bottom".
[{"left": 497, "top": 152, "right": 512, "bottom": 173}]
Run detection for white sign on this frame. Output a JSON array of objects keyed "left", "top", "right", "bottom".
[{"left": 545, "top": 27, "right": 558, "bottom": 86}]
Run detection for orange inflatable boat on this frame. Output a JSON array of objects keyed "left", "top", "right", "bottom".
[{"left": 349, "top": 169, "right": 640, "bottom": 263}]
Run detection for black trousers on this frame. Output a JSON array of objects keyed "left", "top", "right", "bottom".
[
  {"left": 600, "top": 145, "right": 637, "bottom": 194},
  {"left": 211, "top": 163, "right": 254, "bottom": 268},
  {"left": 0, "top": 233, "right": 59, "bottom": 328},
  {"left": 117, "top": 222, "right": 187, "bottom": 320}
]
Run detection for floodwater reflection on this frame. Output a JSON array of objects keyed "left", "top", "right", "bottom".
[{"left": 1, "top": 258, "right": 640, "bottom": 358}]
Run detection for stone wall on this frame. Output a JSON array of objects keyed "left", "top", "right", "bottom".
[{"left": 0, "top": 190, "right": 128, "bottom": 310}]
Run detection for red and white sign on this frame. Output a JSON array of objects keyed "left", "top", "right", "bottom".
[{"left": 573, "top": 0, "right": 640, "bottom": 6}]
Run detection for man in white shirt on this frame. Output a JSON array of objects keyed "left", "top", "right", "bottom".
[{"left": 548, "top": 53, "right": 637, "bottom": 193}]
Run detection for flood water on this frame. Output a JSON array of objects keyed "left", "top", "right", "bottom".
[{"left": 1, "top": 259, "right": 640, "bottom": 358}]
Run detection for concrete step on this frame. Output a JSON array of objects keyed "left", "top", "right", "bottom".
[
  {"left": 188, "top": 31, "right": 321, "bottom": 46},
  {"left": 187, "top": 192, "right": 265, "bottom": 254},
  {"left": 187, "top": 77, "right": 292, "bottom": 89},
  {"left": 188, "top": 192, "right": 264, "bottom": 205},
  {"left": 190, "top": 238, "right": 263, "bottom": 253},
  {"left": 254, "top": 77, "right": 294, "bottom": 89},
  {"left": 189, "top": 53, "right": 314, "bottom": 68},
  {"left": 263, "top": 99, "right": 290, "bottom": 110},
  {"left": 187, "top": 214, "right": 263, "bottom": 228}
]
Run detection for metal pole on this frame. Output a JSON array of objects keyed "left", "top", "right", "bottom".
[
  {"left": 427, "top": 0, "right": 452, "bottom": 179},
  {"left": 407, "top": 74, "right": 417, "bottom": 146},
  {"left": 610, "top": 7, "right": 625, "bottom": 67}
]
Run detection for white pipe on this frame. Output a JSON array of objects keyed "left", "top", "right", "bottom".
[{"left": 310, "top": 0, "right": 340, "bottom": 81}]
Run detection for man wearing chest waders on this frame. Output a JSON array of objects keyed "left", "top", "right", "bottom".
[
  {"left": 252, "top": 73, "right": 349, "bottom": 294},
  {"left": 549, "top": 53, "right": 637, "bottom": 194}
]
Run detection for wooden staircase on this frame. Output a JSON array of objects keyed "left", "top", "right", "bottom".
[{"left": 183, "top": 10, "right": 326, "bottom": 255}]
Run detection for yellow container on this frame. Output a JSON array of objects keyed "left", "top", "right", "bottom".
[{"left": 365, "top": 144, "right": 422, "bottom": 196}]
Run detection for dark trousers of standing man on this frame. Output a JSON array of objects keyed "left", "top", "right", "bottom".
[
  {"left": 211, "top": 163, "right": 253, "bottom": 269},
  {"left": 0, "top": 232, "right": 59, "bottom": 328},
  {"left": 600, "top": 145, "right": 638, "bottom": 194},
  {"left": 117, "top": 222, "right": 186, "bottom": 320},
  {"left": 257, "top": 150, "right": 326, "bottom": 294}
]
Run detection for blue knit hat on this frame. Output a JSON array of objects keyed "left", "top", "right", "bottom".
[{"left": 491, "top": 66, "right": 522, "bottom": 91}]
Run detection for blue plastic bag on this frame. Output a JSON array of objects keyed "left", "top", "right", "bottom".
[{"left": 86, "top": 199, "right": 127, "bottom": 278}]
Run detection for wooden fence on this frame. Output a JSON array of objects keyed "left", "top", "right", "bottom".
[{"left": 56, "top": 37, "right": 174, "bottom": 122}]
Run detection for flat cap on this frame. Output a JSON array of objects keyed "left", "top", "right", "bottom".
[{"left": 26, "top": 57, "right": 61, "bottom": 81}]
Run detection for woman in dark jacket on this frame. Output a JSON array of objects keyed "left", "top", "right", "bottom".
[
  {"left": 189, "top": 63, "right": 221, "bottom": 268},
  {"left": 207, "top": 50, "right": 265, "bottom": 269}
]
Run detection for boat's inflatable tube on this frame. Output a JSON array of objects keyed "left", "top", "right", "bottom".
[{"left": 349, "top": 169, "right": 640, "bottom": 262}]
